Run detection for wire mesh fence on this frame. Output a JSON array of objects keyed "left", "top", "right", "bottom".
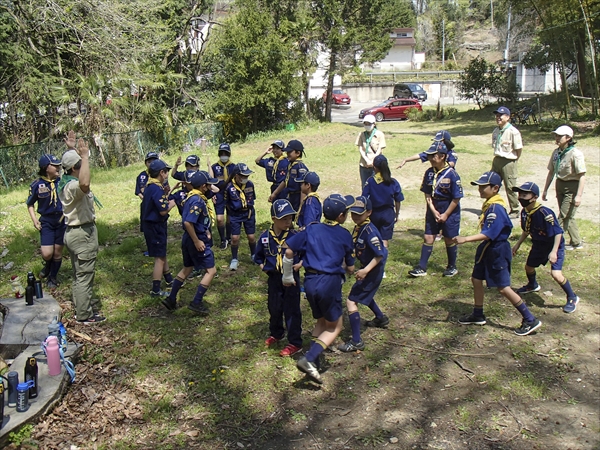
[{"left": 0, "top": 122, "right": 223, "bottom": 188}]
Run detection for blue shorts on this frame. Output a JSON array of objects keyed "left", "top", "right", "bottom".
[
  {"left": 348, "top": 263, "right": 384, "bottom": 305},
  {"left": 472, "top": 241, "right": 511, "bottom": 288},
  {"left": 40, "top": 214, "right": 66, "bottom": 246},
  {"left": 371, "top": 208, "right": 395, "bottom": 240},
  {"left": 229, "top": 210, "right": 256, "bottom": 236},
  {"left": 304, "top": 272, "right": 344, "bottom": 322},
  {"left": 424, "top": 209, "right": 460, "bottom": 238},
  {"left": 215, "top": 193, "right": 226, "bottom": 215},
  {"left": 181, "top": 234, "right": 215, "bottom": 269},
  {"left": 526, "top": 239, "right": 565, "bottom": 271},
  {"left": 143, "top": 221, "right": 168, "bottom": 257}
]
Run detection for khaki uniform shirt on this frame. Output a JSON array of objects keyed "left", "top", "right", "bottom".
[
  {"left": 59, "top": 180, "right": 96, "bottom": 226},
  {"left": 547, "top": 146, "right": 586, "bottom": 181},
  {"left": 356, "top": 129, "right": 386, "bottom": 167},
  {"left": 492, "top": 124, "right": 522, "bottom": 160}
]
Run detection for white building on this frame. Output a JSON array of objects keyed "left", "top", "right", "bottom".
[{"left": 516, "top": 62, "right": 564, "bottom": 94}]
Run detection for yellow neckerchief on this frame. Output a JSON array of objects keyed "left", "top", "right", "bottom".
[
  {"left": 352, "top": 218, "right": 371, "bottom": 243},
  {"left": 184, "top": 189, "right": 216, "bottom": 225},
  {"left": 373, "top": 172, "right": 384, "bottom": 184},
  {"left": 269, "top": 226, "right": 289, "bottom": 271},
  {"left": 478, "top": 194, "right": 507, "bottom": 230},
  {"left": 525, "top": 201, "right": 543, "bottom": 233},
  {"left": 232, "top": 179, "right": 247, "bottom": 209},
  {"left": 297, "top": 192, "right": 320, "bottom": 220},
  {"left": 272, "top": 154, "right": 287, "bottom": 180},
  {"left": 146, "top": 177, "right": 163, "bottom": 187},
  {"left": 432, "top": 163, "right": 451, "bottom": 192},
  {"left": 40, "top": 176, "right": 58, "bottom": 206},
  {"left": 285, "top": 158, "right": 303, "bottom": 184},
  {"left": 324, "top": 218, "right": 339, "bottom": 226}
]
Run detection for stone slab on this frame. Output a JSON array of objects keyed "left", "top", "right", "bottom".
[{"left": 0, "top": 295, "right": 62, "bottom": 346}]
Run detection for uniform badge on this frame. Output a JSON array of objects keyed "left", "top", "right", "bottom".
[
  {"left": 544, "top": 214, "right": 554, "bottom": 225},
  {"left": 38, "top": 184, "right": 49, "bottom": 194},
  {"left": 357, "top": 238, "right": 364, "bottom": 244},
  {"left": 261, "top": 236, "right": 269, "bottom": 244}
]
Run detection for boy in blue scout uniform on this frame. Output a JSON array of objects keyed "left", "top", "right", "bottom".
[
  {"left": 255, "top": 140, "right": 285, "bottom": 194},
  {"left": 135, "top": 152, "right": 159, "bottom": 237},
  {"left": 362, "top": 154, "right": 403, "bottom": 248},
  {"left": 454, "top": 171, "right": 542, "bottom": 336},
  {"left": 27, "top": 154, "right": 66, "bottom": 289},
  {"left": 397, "top": 130, "right": 458, "bottom": 169},
  {"left": 162, "top": 171, "right": 219, "bottom": 315},
  {"left": 171, "top": 154, "right": 200, "bottom": 181},
  {"left": 224, "top": 163, "right": 256, "bottom": 271},
  {"left": 409, "top": 142, "right": 463, "bottom": 278},
  {"left": 211, "top": 143, "right": 235, "bottom": 249},
  {"left": 267, "top": 141, "right": 291, "bottom": 203},
  {"left": 338, "top": 196, "right": 389, "bottom": 353},
  {"left": 283, "top": 194, "right": 355, "bottom": 384},
  {"left": 294, "top": 171, "right": 322, "bottom": 230},
  {"left": 254, "top": 199, "right": 303, "bottom": 357},
  {"left": 141, "top": 159, "right": 177, "bottom": 297},
  {"left": 510, "top": 182, "right": 580, "bottom": 314},
  {"left": 270, "top": 140, "right": 308, "bottom": 211}
]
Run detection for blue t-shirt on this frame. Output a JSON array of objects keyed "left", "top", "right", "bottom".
[
  {"left": 141, "top": 183, "right": 170, "bottom": 223},
  {"left": 520, "top": 205, "right": 563, "bottom": 243},
  {"left": 353, "top": 221, "right": 387, "bottom": 267},
  {"left": 211, "top": 161, "right": 235, "bottom": 201},
  {"left": 480, "top": 203, "right": 512, "bottom": 242},
  {"left": 257, "top": 157, "right": 277, "bottom": 183},
  {"left": 27, "top": 177, "right": 63, "bottom": 216},
  {"left": 419, "top": 150, "right": 458, "bottom": 166},
  {"left": 254, "top": 227, "right": 299, "bottom": 272},
  {"left": 286, "top": 223, "right": 354, "bottom": 275},
  {"left": 420, "top": 166, "right": 463, "bottom": 212},
  {"left": 273, "top": 156, "right": 290, "bottom": 185},
  {"left": 182, "top": 194, "right": 213, "bottom": 246},
  {"left": 297, "top": 194, "right": 322, "bottom": 228},
  {"left": 362, "top": 177, "right": 404, "bottom": 211},
  {"left": 286, "top": 160, "right": 309, "bottom": 193},
  {"left": 135, "top": 171, "right": 149, "bottom": 196},
  {"left": 225, "top": 180, "right": 255, "bottom": 214}
]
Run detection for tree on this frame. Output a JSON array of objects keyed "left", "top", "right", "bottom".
[{"left": 457, "top": 56, "right": 502, "bottom": 108}]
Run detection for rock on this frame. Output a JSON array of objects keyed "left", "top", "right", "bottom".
[
  {"left": 543, "top": 291, "right": 553, "bottom": 297},
  {"left": 390, "top": 437, "right": 399, "bottom": 444}
]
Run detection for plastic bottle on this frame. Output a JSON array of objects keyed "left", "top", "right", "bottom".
[
  {"left": 27, "top": 271, "right": 35, "bottom": 288},
  {"left": 24, "top": 357, "right": 38, "bottom": 399},
  {"left": 16, "top": 381, "right": 35, "bottom": 412},
  {"left": 7, "top": 371, "right": 18, "bottom": 407},
  {"left": 48, "top": 316, "right": 60, "bottom": 339},
  {"left": 58, "top": 321, "right": 68, "bottom": 353},
  {"left": 46, "top": 336, "right": 62, "bottom": 376},
  {"left": 34, "top": 279, "right": 43, "bottom": 299}
]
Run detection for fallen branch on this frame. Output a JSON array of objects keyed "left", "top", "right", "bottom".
[
  {"left": 498, "top": 401, "right": 524, "bottom": 442},
  {"left": 391, "top": 342, "right": 496, "bottom": 358},
  {"left": 69, "top": 329, "right": 93, "bottom": 342},
  {"left": 453, "top": 359, "right": 475, "bottom": 374}
]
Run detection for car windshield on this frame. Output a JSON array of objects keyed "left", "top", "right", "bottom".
[
  {"left": 376, "top": 101, "right": 391, "bottom": 107},
  {"left": 332, "top": 90, "right": 344, "bottom": 94},
  {"left": 409, "top": 84, "right": 422, "bottom": 90}
]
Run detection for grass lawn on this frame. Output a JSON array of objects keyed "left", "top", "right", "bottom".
[{"left": 0, "top": 107, "right": 598, "bottom": 449}]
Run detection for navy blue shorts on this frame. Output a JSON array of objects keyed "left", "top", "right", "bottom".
[
  {"left": 424, "top": 209, "right": 460, "bottom": 238},
  {"left": 472, "top": 241, "right": 511, "bottom": 288},
  {"left": 526, "top": 239, "right": 565, "bottom": 271},
  {"left": 304, "top": 273, "right": 344, "bottom": 322},
  {"left": 40, "top": 215, "right": 66, "bottom": 246},
  {"left": 181, "top": 234, "right": 215, "bottom": 269},
  {"left": 371, "top": 208, "right": 395, "bottom": 240},
  {"left": 143, "top": 221, "right": 168, "bottom": 257},
  {"left": 348, "top": 263, "right": 384, "bottom": 305},
  {"left": 215, "top": 193, "right": 226, "bottom": 215},
  {"left": 229, "top": 210, "right": 256, "bottom": 236}
]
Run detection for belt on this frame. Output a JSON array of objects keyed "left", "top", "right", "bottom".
[
  {"left": 305, "top": 269, "right": 326, "bottom": 275},
  {"left": 67, "top": 222, "right": 94, "bottom": 229}
]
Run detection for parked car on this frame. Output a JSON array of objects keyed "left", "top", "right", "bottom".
[
  {"left": 322, "top": 89, "right": 351, "bottom": 105},
  {"left": 358, "top": 98, "right": 422, "bottom": 122},
  {"left": 407, "top": 83, "right": 427, "bottom": 102},
  {"left": 392, "top": 83, "right": 414, "bottom": 99}
]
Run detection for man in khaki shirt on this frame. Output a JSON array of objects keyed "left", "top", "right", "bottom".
[
  {"left": 356, "top": 114, "right": 386, "bottom": 187},
  {"left": 491, "top": 106, "right": 522, "bottom": 217}
]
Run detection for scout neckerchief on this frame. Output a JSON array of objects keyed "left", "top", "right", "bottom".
[
  {"left": 285, "top": 159, "right": 303, "bottom": 184},
  {"left": 478, "top": 194, "right": 506, "bottom": 230},
  {"left": 352, "top": 218, "right": 371, "bottom": 243},
  {"left": 272, "top": 154, "right": 287, "bottom": 180},
  {"left": 40, "top": 176, "right": 58, "bottom": 207},
  {"left": 494, "top": 122, "right": 512, "bottom": 153},
  {"left": 324, "top": 218, "right": 339, "bottom": 226},
  {"left": 373, "top": 172, "right": 384, "bottom": 184},
  {"left": 231, "top": 179, "right": 247, "bottom": 209},
  {"left": 296, "top": 192, "right": 320, "bottom": 222},
  {"left": 364, "top": 128, "right": 376, "bottom": 154},
  {"left": 554, "top": 144, "right": 575, "bottom": 176},
  {"left": 183, "top": 189, "right": 216, "bottom": 226},
  {"left": 268, "top": 226, "right": 289, "bottom": 272},
  {"left": 432, "top": 163, "right": 452, "bottom": 195},
  {"left": 57, "top": 174, "right": 103, "bottom": 209},
  {"left": 525, "top": 201, "right": 542, "bottom": 233}
]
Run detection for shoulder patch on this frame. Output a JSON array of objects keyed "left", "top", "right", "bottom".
[
  {"left": 261, "top": 236, "right": 269, "bottom": 244},
  {"left": 544, "top": 214, "right": 554, "bottom": 224}
]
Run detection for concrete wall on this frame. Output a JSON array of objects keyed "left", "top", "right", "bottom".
[
  {"left": 341, "top": 80, "right": 459, "bottom": 103},
  {"left": 379, "top": 47, "right": 414, "bottom": 71}
]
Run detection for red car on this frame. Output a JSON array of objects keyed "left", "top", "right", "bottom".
[
  {"left": 323, "top": 89, "right": 351, "bottom": 105},
  {"left": 358, "top": 98, "right": 422, "bottom": 121}
]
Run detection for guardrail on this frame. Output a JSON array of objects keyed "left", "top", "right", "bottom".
[{"left": 360, "top": 71, "right": 465, "bottom": 83}]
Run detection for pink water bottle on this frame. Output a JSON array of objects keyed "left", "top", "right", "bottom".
[{"left": 45, "top": 336, "right": 61, "bottom": 376}]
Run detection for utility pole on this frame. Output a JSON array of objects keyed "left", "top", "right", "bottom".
[
  {"left": 490, "top": 0, "right": 494, "bottom": 29},
  {"left": 503, "top": 5, "right": 511, "bottom": 69},
  {"left": 442, "top": 19, "right": 445, "bottom": 68},
  {"left": 578, "top": 0, "right": 599, "bottom": 114}
]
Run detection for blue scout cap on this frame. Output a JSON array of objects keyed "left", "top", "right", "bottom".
[
  {"left": 424, "top": 141, "right": 448, "bottom": 154},
  {"left": 433, "top": 130, "right": 451, "bottom": 142},
  {"left": 493, "top": 106, "right": 511, "bottom": 115},
  {"left": 284, "top": 139, "right": 304, "bottom": 154},
  {"left": 272, "top": 140, "right": 285, "bottom": 149},
  {"left": 145, "top": 151, "right": 159, "bottom": 161},
  {"left": 271, "top": 199, "right": 296, "bottom": 219},
  {"left": 236, "top": 163, "right": 254, "bottom": 176},
  {"left": 323, "top": 194, "right": 354, "bottom": 220},
  {"left": 185, "top": 155, "right": 200, "bottom": 166},
  {"left": 349, "top": 196, "right": 372, "bottom": 214},
  {"left": 471, "top": 171, "right": 502, "bottom": 187},
  {"left": 38, "top": 154, "right": 61, "bottom": 168},
  {"left": 218, "top": 143, "right": 231, "bottom": 154},
  {"left": 512, "top": 182, "right": 540, "bottom": 197},
  {"left": 188, "top": 170, "right": 218, "bottom": 188},
  {"left": 294, "top": 171, "right": 320, "bottom": 186},
  {"left": 183, "top": 169, "right": 197, "bottom": 183},
  {"left": 149, "top": 159, "right": 172, "bottom": 173},
  {"left": 373, "top": 154, "right": 388, "bottom": 168}
]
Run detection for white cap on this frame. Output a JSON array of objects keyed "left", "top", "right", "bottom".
[
  {"left": 363, "top": 114, "right": 376, "bottom": 124},
  {"left": 552, "top": 125, "right": 574, "bottom": 137}
]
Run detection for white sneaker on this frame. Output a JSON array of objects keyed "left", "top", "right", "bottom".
[{"left": 229, "top": 259, "right": 239, "bottom": 271}]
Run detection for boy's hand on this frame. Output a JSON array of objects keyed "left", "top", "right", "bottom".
[
  {"left": 548, "top": 250, "right": 558, "bottom": 264},
  {"left": 511, "top": 243, "right": 520, "bottom": 256},
  {"left": 453, "top": 236, "right": 466, "bottom": 245},
  {"left": 292, "top": 260, "right": 303, "bottom": 271},
  {"left": 195, "top": 240, "right": 206, "bottom": 252},
  {"left": 175, "top": 156, "right": 182, "bottom": 167},
  {"left": 355, "top": 268, "right": 368, "bottom": 280}
]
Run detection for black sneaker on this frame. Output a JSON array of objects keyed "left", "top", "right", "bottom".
[
  {"left": 78, "top": 313, "right": 106, "bottom": 325},
  {"left": 408, "top": 267, "right": 427, "bottom": 277},
  {"left": 161, "top": 298, "right": 177, "bottom": 311},
  {"left": 187, "top": 269, "right": 202, "bottom": 280},
  {"left": 458, "top": 314, "right": 487, "bottom": 325},
  {"left": 46, "top": 279, "right": 59, "bottom": 290},
  {"left": 443, "top": 266, "right": 458, "bottom": 277},
  {"left": 150, "top": 289, "right": 170, "bottom": 297},
  {"left": 188, "top": 302, "right": 209, "bottom": 316},
  {"left": 219, "top": 240, "right": 228, "bottom": 250},
  {"left": 365, "top": 315, "right": 389, "bottom": 328},
  {"left": 338, "top": 339, "right": 365, "bottom": 352},
  {"left": 514, "top": 318, "right": 542, "bottom": 336},
  {"left": 39, "top": 260, "right": 50, "bottom": 279},
  {"left": 296, "top": 356, "right": 322, "bottom": 384},
  {"left": 516, "top": 284, "right": 541, "bottom": 294}
]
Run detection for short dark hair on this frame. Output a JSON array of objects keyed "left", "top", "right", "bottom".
[
  {"left": 307, "top": 183, "right": 319, "bottom": 192},
  {"left": 66, "top": 160, "right": 82, "bottom": 175},
  {"left": 38, "top": 167, "right": 48, "bottom": 177}
]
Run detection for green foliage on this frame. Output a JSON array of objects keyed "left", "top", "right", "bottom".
[
  {"left": 457, "top": 56, "right": 504, "bottom": 109},
  {"left": 407, "top": 102, "right": 458, "bottom": 121},
  {"left": 8, "top": 424, "right": 34, "bottom": 446}
]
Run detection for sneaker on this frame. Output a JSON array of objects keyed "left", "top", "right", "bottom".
[
  {"left": 365, "top": 315, "right": 389, "bottom": 328},
  {"left": 164, "top": 279, "right": 173, "bottom": 287},
  {"left": 514, "top": 318, "right": 542, "bottom": 336},
  {"left": 78, "top": 313, "right": 106, "bottom": 325},
  {"left": 458, "top": 314, "right": 487, "bottom": 325},
  {"left": 408, "top": 267, "right": 427, "bottom": 277},
  {"left": 187, "top": 269, "right": 202, "bottom": 280},
  {"left": 220, "top": 240, "right": 229, "bottom": 250},
  {"left": 39, "top": 261, "right": 50, "bottom": 279},
  {"left": 280, "top": 344, "right": 302, "bottom": 357},
  {"left": 264, "top": 336, "right": 281, "bottom": 347},
  {"left": 296, "top": 356, "right": 322, "bottom": 384},
  {"left": 338, "top": 339, "right": 365, "bottom": 352},
  {"left": 188, "top": 302, "right": 209, "bottom": 316},
  {"left": 150, "top": 290, "right": 170, "bottom": 297},
  {"left": 143, "top": 251, "right": 149, "bottom": 257},
  {"left": 435, "top": 233, "right": 443, "bottom": 242},
  {"left": 565, "top": 244, "right": 584, "bottom": 251},
  {"left": 382, "top": 271, "right": 387, "bottom": 279},
  {"left": 229, "top": 259, "right": 238, "bottom": 271},
  {"left": 443, "top": 266, "right": 458, "bottom": 277},
  {"left": 161, "top": 298, "right": 177, "bottom": 311},
  {"left": 508, "top": 210, "right": 520, "bottom": 219},
  {"left": 46, "top": 279, "right": 59, "bottom": 290},
  {"left": 516, "top": 284, "right": 541, "bottom": 294},
  {"left": 563, "top": 296, "right": 579, "bottom": 314}
]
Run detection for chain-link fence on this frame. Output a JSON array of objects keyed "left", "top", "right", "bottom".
[{"left": 0, "top": 122, "right": 223, "bottom": 188}]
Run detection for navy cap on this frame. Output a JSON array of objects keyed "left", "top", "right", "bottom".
[
  {"left": 512, "top": 182, "right": 540, "bottom": 197},
  {"left": 183, "top": 169, "right": 198, "bottom": 183},
  {"left": 185, "top": 155, "right": 200, "bottom": 166},
  {"left": 218, "top": 143, "right": 231, "bottom": 154},
  {"left": 270, "top": 199, "right": 297, "bottom": 219},
  {"left": 145, "top": 151, "right": 159, "bottom": 161},
  {"left": 433, "top": 130, "right": 451, "bottom": 142},
  {"left": 284, "top": 139, "right": 304, "bottom": 153},
  {"left": 188, "top": 170, "right": 218, "bottom": 188},
  {"left": 493, "top": 106, "right": 511, "bottom": 115},
  {"left": 471, "top": 171, "right": 502, "bottom": 187},
  {"left": 373, "top": 154, "right": 388, "bottom": 168},
  {"left": 424, "top": 141, "right": 448, "bottom": 155},
  {"left": 272, "top": 140, "right": 285, "bottom": 149},
  {"left": 149, "top": 159, "right": 172, "bottom": 173},
  {"left": 323, "top": 194, "right": 354, "bottom": 220},
  {"left": 295, "top": 171, "right": 320, "bottom": 185},
  {"left": 236, "top": 163, "right": 254, "bottom": 176},
  {"left": 38, "top": 154, "right": 61, "bottom": 169},
  {"left": 349, "top": 196, "right": 372, "bottom": 214}
]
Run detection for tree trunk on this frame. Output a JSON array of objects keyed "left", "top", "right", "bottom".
[{"left": 325, "top": 50, "right": 337, "bottom": 122}]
